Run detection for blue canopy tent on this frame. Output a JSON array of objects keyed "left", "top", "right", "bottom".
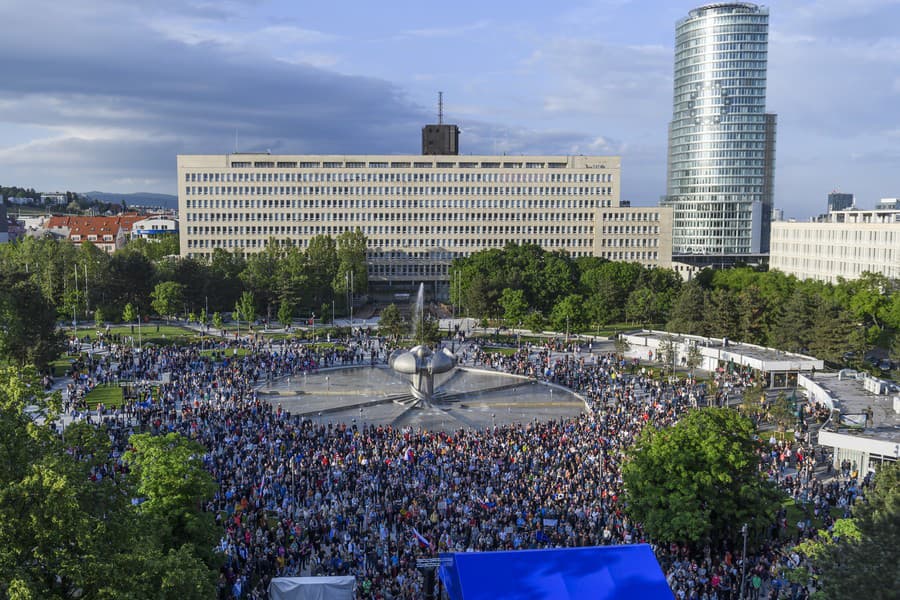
[{"left": 438, "top": 544, "right": 672, "bottom": 600}]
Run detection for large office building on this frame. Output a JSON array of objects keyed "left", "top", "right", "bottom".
[
  {"left": 661, "top": 2, "right": 776, "bottom": 267},
  {"left": 178, "top": 150, "right": 673, "bottom": 292},
  {"left": 770, "top": 208, "right": 900, "bottom": 283}
]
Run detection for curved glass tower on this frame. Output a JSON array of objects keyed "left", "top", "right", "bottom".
[{"left": 663, "top": 2, "right": 775, "bottom": 262}]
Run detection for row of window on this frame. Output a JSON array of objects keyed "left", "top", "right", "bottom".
[
  {"left": 186, "top": 224, "right": 596, "bottom": 237},
  {"left": 601, "top": 226, "right": 662, "bottom": 235},
  {"left": 184, "top": 185, "right": 614, "bottom": 197},
  {"left": 186, "top": 211, "right": 596, "bottom": 223},
  {"left": 186, "top": 236, "right": 597, "bottom": 253},
  {"left": 187, "top": 171, "right": 613, "bottom": 184},
  {"left": 185, "top": 198, "right": 611, "bottom": 210}
]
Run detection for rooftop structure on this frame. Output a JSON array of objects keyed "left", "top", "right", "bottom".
[
  {"left": 800, "top": 371, "right": 899, "bottom": 472},
  {"left": 622, "top": 329, "right": 823, "bottom": 389}
]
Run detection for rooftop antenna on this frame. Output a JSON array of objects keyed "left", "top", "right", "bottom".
[{"left": 438, "top": 91, "right": 443, "bottom": 125}]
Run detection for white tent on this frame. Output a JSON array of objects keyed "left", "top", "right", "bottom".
[{"left": 268, "top": 576, "right": 356, "bottom": 600}]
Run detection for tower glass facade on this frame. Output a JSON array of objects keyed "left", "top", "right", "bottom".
[{"left": 663, "top": 2, "right": 775, "bottom": 259}]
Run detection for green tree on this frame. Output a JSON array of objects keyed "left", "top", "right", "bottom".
[
  {"left": 240, "top": 239, "right": 281, "bottom": 323},
  {"left": 234, "top": 291, "right": 257, "bottom": 332},
  {"left": 623, "top": 408, "right": 782, "bottom": 551},
  {"left": 550, "top": 294, "right": 587, "bottom": 334},
  {"left": 0, "top": 368, "right": 218, "bottom": 599},
  {"left": 305, "top": 235, "right": 338, "bottom": 309},
  {"left": 122, "top": 302, "right": 138, "bottom": 324},
  {"left": 125, "top": 433, "right": 219, "bottom": 567},
  {"left": 0, "top": 278, "right": 64, "bottom": 369},
  {"left": 333, "top": 228, "right": 368, "bottom": 302},
  {"left": 524, "top": 311, "right": 546, "bottom": 334},
  {"left": 658, "top": 334, "right": 678, "bottom": 375},
  {"left": 625, "top": 286, "right": 657, "bottom": 326},
  {"left": 378, "top": 303, "right": 407, "bottom": 341},
  {"left": 414, "top": 316, "right": 441, "bottom": 346},
  {"left": 278, "top": 301, "right": 294, "bottom": 329},
  {"left": 771, "top": 287, "right": 818, "bottom": 353},
  {"left": 94, "top": 307, "right": 105, "bottom": 329},
  {"left": 667, "top": 279, "right": 708, "bottom": 336},
  {"left": 150, "top": 281, "right": 185, "bottom": 324},
  {"left": 802, "top": 462, "right": 899, "bottom": 600},
  {"left": 808, "top": 301, "right": 857, "bottom": 364},
  {"left": 498, "top": 288, "right": 528, "bottom": 328},
  {"left": 212, "top": 312, "right": 224, "bottom": 332}
]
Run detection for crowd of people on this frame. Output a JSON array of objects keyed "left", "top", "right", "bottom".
[{"left": 56, "top": 332, "right": 870, "bottom": 599}]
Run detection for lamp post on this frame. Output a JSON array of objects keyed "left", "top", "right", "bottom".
[{"left": 739, "top": 523, "right": 748, "bottom": 600}]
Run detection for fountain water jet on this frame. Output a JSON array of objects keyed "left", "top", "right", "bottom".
[{"left": 388, "top": 283, "right": 456, "bottom": 403}]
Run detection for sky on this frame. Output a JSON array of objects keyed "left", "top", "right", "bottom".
[{"left": 1, "top": 0, "right": 898, "bottom": 219}]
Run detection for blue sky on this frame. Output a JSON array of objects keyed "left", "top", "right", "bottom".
[{"left": 1, "top": 0, "right": 898, "bottom": 218}]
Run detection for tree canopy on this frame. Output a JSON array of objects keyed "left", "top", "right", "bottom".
[{"left": 623, "top": 408, "right": 783, "bottom": 551}]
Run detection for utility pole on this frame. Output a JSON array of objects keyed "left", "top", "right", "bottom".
[{"left": 739, "top": 523, "right": 748, "bottom": 600}]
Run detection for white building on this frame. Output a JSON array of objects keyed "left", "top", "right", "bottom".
[
  {"left": 770, "top": 208, "right": 900, "bottom": 283},
  {"left": 178, "top": 153, "right": 673, "bottom": 289},
  {"left": 132, "top": 216, "right": 178, "bottom": 239}
]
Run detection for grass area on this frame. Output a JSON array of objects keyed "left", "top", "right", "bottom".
[
  {"left": 481, "top": 346, "right": 520, "bottom": 357},
  {"left": 104, "top": 324, "right": 201, "bottom": 346},
  {"left": 83, "top": 384, "right": 124, "bottom": 408},
  {"left": 49, "top": 357, "right": 75, "bottom": 377},
  {"left": 780, "top": 498, "right": 843, "bottom": 540}
]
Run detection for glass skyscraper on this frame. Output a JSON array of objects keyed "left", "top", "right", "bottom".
[{"left": 662, "top": 2, "right": 775, "bottom": 263}]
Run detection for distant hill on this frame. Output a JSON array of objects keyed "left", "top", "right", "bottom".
[{"left": 83, "top": 191, "right": 177, "bottom": 210}]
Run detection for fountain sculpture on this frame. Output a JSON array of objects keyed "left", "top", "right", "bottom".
[{"left": 388, "top": 283, "right": 456, "bottom": 403}]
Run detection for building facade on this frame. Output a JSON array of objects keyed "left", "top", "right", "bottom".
[
  {"left": 661, "top": 2, "right": 776, "bottom": 266},
  {"left": 177, "top": 153, "right": 673, "bottom": 289},
  {"left": 827, "top": 191, "right": 854, "bottom": 212},
  {"left": 770, "top": 208, "right": 900, "bottom": 283}
]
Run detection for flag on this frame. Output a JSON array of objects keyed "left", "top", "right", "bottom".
[{"left": 412, "top": 527, "right": 431, "bottom": 549}]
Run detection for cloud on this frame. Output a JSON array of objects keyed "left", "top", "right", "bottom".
[
  {"left": 400, "top": 20, "right": 491, "bottom": 39},
  {"left": 0, "top": 0, "right": 427, "bottom": 193}
]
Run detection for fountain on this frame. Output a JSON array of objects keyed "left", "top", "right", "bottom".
[
  {"left": 388, "top": 283, "right": 456, "bottom": 403},
  {"left": 258, "top": 283, "right": 594, "bottom": 430}
]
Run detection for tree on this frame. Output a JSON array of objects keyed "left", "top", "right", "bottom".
[
  {"left": 0, "top": 278, "right": 64, "bottom": 369},
  {"left": 625, "top": 286, "right": 657, "bottom": 326},
  {"left": 212, "top": 312, "right": 224, "bottom": 332},
  {"left": 524, "top": 311, "right": 546, "bottom": 334},
  {"left": 378, "top": 303, "right": 407, "bottom": 342},
  {"left": 151, "top": 281, "right": 185, "bottom": 324},
  {"left": 498, "top": 288, "right": 528, "bottom": 328},
  {"left": 658, "top": 334, "right": 678, "bottom": 375},
  {"left": 333, "top": 229, "right": 368, "bottom": 302},
  {"left": 667, "top": 280, "right": 708, "bottom": 336},
  {"left": 305, "top": 235, "right": 338, "bottom": 309},
  {"left": 686, "top": 342, "right": 703, "bottom": 372},
  {"left": 550, "top": 294, "right": 587, "bottom": 334},
  {"left": 240, "top": 239, "right": 281, "bottom": 322},
  {"left": 234, "top": 291, "right": 256, "bottom": 332},
  {"left": 614, "top": 334, "right": 631, "bottom": 358},
  {"left": 414, "top": 316, "right": 441, "bottom": 346},
  {"left": 801, "top": 462, "right": 899, "bottom": 600},
  {"left": 125, "top": 433, "right": 219, "bottom": 567},
  {"left": 94, "top": 307, "right": 105, "bottom": 329},
  {"left": 0, "top": 368, "right": 218, "bottom": 599},
  {"left": 278, "top": 301, "right": 294, "bottom": 330},
  {"left": 623, "top": 408, "right": 782, "bottom": 552},
  {"left": 122, "top": 301, "right": 138, "bottom": 324}
]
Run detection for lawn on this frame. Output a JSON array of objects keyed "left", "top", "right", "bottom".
[
  {"left": 105, "top": 324, "right": 201, "bottom": 346},
  {"left": 780, "top": 498, "right": 843, "bottom": 540},
  {"left": 49, "top": 357, "right": 75, "bottom": 377},
  {"left": 83, "top": 384, "right": 124, "bottom": 408},
  {"left": 481, "top": 346, "right": 521, "bottom": 357}
]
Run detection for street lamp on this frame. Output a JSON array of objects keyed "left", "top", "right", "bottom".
[{"left": 739, "top": 523, "right": 749, "bottom": 600}]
